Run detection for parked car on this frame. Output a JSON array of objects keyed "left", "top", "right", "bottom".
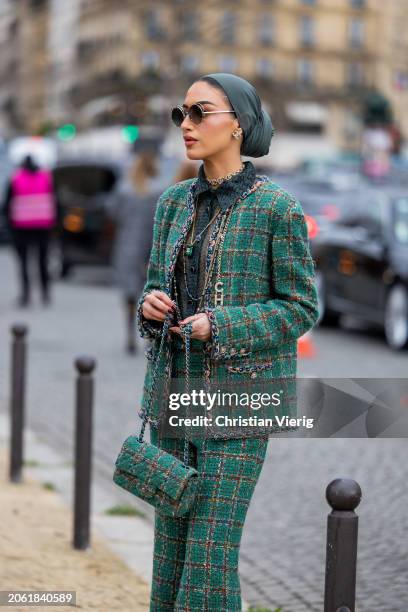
[
  {"left": 313, "top": 187, "right": 408, "bottom": 350},
  {"left": 266, "top": 170, "right": 366, "bottom": 257},
  {"left": 51, "top": 159, "right": 122, "bottom": 277},
  {"left": 51, "top": 152, "right": 180, "bottom": 278}
]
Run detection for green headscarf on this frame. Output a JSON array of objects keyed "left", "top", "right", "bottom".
[{"left": 199, "top": 72, "right": 275, "bottom": 158}]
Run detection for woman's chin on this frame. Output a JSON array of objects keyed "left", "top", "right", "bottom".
[{"left": 185, "top": 148, "right": 203, "bottom": 161}]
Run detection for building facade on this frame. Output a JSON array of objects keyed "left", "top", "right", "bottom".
[{"left": 0, "top": 0, "right": 407, "bottom": 147}]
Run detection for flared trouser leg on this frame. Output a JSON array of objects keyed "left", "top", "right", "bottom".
[
  {"left": 149, "top": 426, "right": 269, "bottom": 612},
  {"left": 148, "top": 429, "right": 194, "bottom": 611}
]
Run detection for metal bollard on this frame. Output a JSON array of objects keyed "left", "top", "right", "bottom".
[
  {"left": 73, "top": 356, "right": 96, "bottom": 550},
  {"left": 324, "top": 478, "right": 362, "bottom": 612},
  {"left": 9, "top": 324, "right": 28, "bottom": 483}
]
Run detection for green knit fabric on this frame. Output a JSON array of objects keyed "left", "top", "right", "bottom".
[
  {"left": 149, "top": 427, "right": 269, "bottom": 611},
  {"left": 136, "top": 175, "right": 319, "bottom": 435},
  {"left": 174, "top": 160, "right": 256, "bottom": 320}
]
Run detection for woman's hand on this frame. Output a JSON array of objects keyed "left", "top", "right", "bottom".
[
  {"left": 142, "top": 289, "right": 175, "bottom": 322},
  {"left": 169, "top": 312, "right": 212, "bottom": 342}
]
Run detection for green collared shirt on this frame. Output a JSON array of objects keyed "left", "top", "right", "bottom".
[{"left": 174, "top": 160, "right": 257, "bottom": 319}]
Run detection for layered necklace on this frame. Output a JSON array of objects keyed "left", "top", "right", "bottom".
[
  {"left": 205, "top": 163, "right": 244, "bottom": 188},
  {"left": 174, "top": 162, "right": 247, "bottom": 317},
  {"left": 184, "top": 162, "right": 245, "bottom": 258}
]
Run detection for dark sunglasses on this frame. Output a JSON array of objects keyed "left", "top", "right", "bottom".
[{"left": 171, "top": 102, "right": 236, "bottom": 127}]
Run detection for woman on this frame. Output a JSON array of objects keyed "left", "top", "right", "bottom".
[
  {"left": 137, "top": 73, "right": 319, "bottom": 611},
  {"left": 3, "top": 154, "right": 58, "bottom": 307},
  {"left": 110, "top": 147, "right": 162, "bottom": 353}
]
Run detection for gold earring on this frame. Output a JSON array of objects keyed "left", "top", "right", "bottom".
[{"left": 232, "top": 129, "right": 242, "bottom": 140}]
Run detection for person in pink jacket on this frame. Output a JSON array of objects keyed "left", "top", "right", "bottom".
[{"left": 3, "top": 155, "right": 58, "bottom": 306}]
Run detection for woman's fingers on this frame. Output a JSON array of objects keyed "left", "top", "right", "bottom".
[
  {"left": 172, "top": 313, "right": 211, "bottom": 341},
  {"left": 151, "top": 289, "right": 175, "bottom": 310},
  {"left": 144, "top": 303, "right": 168, "bottom": 321},
  {"left": 143, "top": 290, "right": 175, "bottom": 321}
]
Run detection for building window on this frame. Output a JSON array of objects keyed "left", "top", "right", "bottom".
[
  {"left": 349, "top": 18, "right": 364, "bottom": 49},
  {"left": 300, "top": 15, "right": 315, "bottom": 47},
  {"left": 140, "top": 50, "right": 160, "bottom": 70},
  {"left": 298, "top": 59, "right": 314, "bottom": 84},
  {"left": 218, "top": 55, "right": 238, "bottom": 72},
  {"left": 181, "top": 55, "right": 199, "bottom": 74},
  {"left": 258, "top": 14, "right": 274, "bottom": 46},
  {"left": 255, "top": 57, "right": 274, "bottom": 78},
  {"left": 181, "top": 11, "right": 200, "bottom": 42},
  {"left": 350, "top": 0, "right": 365, "bottom": 8},
  {"left": 346, "top": 62, "right": 364, "bottom": 86},
  {"left": 220, "top": 11, "right": 236, "bottom": 45},
  {"left": 145, "top": 9, "right": 164, "bottom": 42}
]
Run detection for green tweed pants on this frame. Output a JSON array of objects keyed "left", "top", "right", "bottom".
[{"left": 149, "top": 424, "right": 269, "bottom": 612}]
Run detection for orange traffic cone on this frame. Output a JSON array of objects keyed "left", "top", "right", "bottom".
[{"left": 297, "top": 330, "right": 316, "bottom": 358}]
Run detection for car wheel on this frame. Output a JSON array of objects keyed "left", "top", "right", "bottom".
[
  {"left": 384, "top": 284, "right": 408, "bottom": 350},
  {"left": 315, "top": 271, "right": 340, "bottom": 327}
]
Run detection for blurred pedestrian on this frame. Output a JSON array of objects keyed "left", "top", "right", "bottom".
[
  {"left": 109, "top": 148, "right": 162, "bottom": 354},
  {"left": 172, "top": 159, "right": 199, "bottom": 183},
  {"left": 3, "top": 154, "right": 58, "bottom": 307},
  {"left": 361, "top": 125, "right": 392, "bottom": 181}
]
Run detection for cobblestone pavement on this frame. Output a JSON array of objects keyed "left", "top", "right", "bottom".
[{"left": 0, "top": 249, "right": 407, "bottom": 612}]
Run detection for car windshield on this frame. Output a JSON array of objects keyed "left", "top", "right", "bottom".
[{"left": 393, "top": 197, "right": 408, "bottom": 245}]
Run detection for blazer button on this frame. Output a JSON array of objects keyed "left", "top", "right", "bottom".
[{"left": 250, "top": 372, "right": 257, "bottom": 378}]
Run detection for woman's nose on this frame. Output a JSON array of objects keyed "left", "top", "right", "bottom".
[{"left": 181, "top": 113, "right": 193, "bottom": 128}]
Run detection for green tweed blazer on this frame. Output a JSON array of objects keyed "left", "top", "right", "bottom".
[{"left": 136, "top": 173, "right": 319, "bottom": 436}]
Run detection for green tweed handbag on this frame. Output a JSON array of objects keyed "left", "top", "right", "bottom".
[{"left": 112, "top": 311, "right": 199, "bottom": 518}]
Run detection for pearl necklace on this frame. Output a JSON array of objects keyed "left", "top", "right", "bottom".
[{"left": 205, "top": 163, "right": 245, "bottom": 188}]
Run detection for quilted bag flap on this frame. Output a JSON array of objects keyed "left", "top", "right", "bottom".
[{"left": 115, "top": 436, "right": 198, "bottom": 501}]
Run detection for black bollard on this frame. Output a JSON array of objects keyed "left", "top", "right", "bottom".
[
  {"left": 9, "top": 324, "right": 28, "bottom": 483},
  {"left": 73, "top": 356, "right": 96, "bottom": 550},
  {"left": 324, "top": 478, "right": 362, "bottom": 612}
]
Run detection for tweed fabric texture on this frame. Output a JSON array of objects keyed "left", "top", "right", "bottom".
[
  {"left": 174, "top": 161, "right": 256, "bottom": 320},
  {"left": 112, "top": 436, "right": 198, "bottom": 517},
  {"left": 149, "top": 426, "right": 269, "bottom": 611},
  {"left": 136, "top": 174, "right": 319, "bottom": 436}
]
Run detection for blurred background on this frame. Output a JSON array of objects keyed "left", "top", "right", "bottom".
[
  {"left": 0, "top": 3, "right": 408, "bottom": 610},
  {"left": 0, "top": 0, "right": 407, "bottom": 358}
]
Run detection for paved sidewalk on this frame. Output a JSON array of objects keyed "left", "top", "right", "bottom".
[
  {"left": 2, "top": 249, "right": 407, "bottom": 611},
  {"left": 0, "top": 414, "right": 252, "bottom": 612},
  {"left": 0, "top": 445, "right": 150, "bottom": 610}
]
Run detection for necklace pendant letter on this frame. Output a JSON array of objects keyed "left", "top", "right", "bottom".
[
  {"left": 214, "top": 281, "right": 224, "bottom": 306},
  {"left": 185, "top": 244, "right": 193, "bottom": 257}
]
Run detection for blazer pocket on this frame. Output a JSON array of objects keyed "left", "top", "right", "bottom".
[{"left": 226, "top": 362, "right": 275, "bottom": 379}]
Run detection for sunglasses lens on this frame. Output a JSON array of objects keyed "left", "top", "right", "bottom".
[
  {"left": 171, "top": 107, "right": 184, "bottom": 127},
  {"left": 190, "top": 104, "right": 203, "bottom": 125}
]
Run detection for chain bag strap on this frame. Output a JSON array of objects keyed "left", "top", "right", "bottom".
[
  {"left": 138, "top": 311, "right": 193, "bottom": 466},
  {"left": 113, "top": 306, "right": 199, "bottom": 517}
]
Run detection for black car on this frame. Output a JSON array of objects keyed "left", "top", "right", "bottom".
[
  {"left": 51, "top": 153, "right": 181, "bottom": 278},
  {"left": 314, "top": 187, "right": 408, "bottom": 350},
  {"left": 51, "top": 159, "right": 123, "bottom": 277},
  {"left": 264, "top": 170, "right": 367, "bottom": 257}
]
